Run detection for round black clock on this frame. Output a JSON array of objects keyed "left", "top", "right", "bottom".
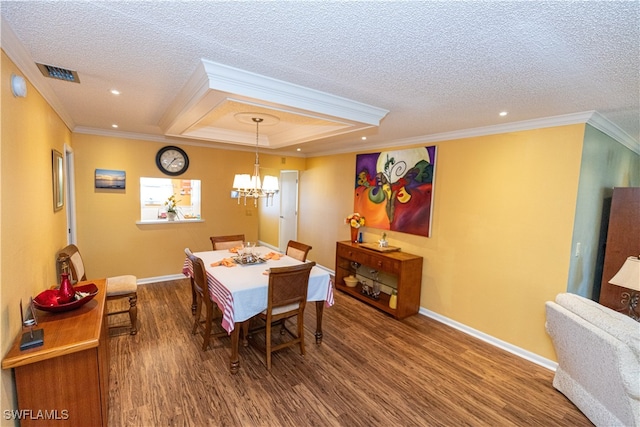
[{"left": 156, "top": 146, "right": 189, "bottom": 176}]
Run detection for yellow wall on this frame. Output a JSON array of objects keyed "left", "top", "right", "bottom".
[
  {"left": 71, "top": 134, "right": 305, "bottom": 279},
  {"left": 301, "top": 126, "right": 584, "bottom": 360},
  {"left": 1, "top": 51, "right": 72, "bottom": 421}
]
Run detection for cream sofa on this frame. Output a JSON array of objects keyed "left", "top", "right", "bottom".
[{"left": 545, "top": 293, "right": 640, "bottom": 426}]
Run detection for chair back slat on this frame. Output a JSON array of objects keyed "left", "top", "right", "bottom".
[
  {"left": 56, "top": 244, "right": 87, "bottom": 283},
  {"left": 285, "top": 240, "right": 312, "bottom": 262},
  {"left": 210, "top": 234, "right": 246, "bottom": 250},
  {"left": 186, "top": 251, "right": 207, "bottom": 295}
]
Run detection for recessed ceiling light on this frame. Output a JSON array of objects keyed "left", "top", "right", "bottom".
[
  {"left": 361, "top": 136, "right": 367, "bottom": 140},
  {"left": 499, "top": 111, "right": 508, "bottom": 117},
  {"left": 296, "top": 148, "right": 301, "bottom": 152},
  {"left": 110, "top": 89, "right": 121, "bottom": 95},
  {"left": 112, "top": 124, "right": 118, "bottom": 128}
]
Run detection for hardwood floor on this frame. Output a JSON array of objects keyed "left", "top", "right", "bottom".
[{"left": 107, "top": 278, "right": 592, "bottom": 426}]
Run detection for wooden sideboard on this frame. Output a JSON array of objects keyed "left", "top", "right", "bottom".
[
  {"left": 335, "top": 241, "right": 423, "bottom": 319},
  {"left": 2, "top": 279, "right": 109, "bottom": 427}
]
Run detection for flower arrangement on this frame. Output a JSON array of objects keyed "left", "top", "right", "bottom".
[
  {"left": 345, "top": 212, "right": 365, "bottom": 228},
  {"left": 164, "top": 194, "right": 181, "bottom": 214}
]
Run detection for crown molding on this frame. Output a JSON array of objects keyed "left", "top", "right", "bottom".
[
  {"left": 74, "top": 108, "right": 640, "bottom": 158},
  {"left": 1, "top": 16, "right": 76, "bottom": 130},
  {"left": 72, "top": 126, "right": 307, "bottom": 158},
  {"left": 311, "top": 111, "right": 640, "bottom": 156},
  {"left": 586, "top": 111, "right": 640, "bottom": 154},
  {"left": 394, "top": 111, "right": 598, "bottom": 146}
]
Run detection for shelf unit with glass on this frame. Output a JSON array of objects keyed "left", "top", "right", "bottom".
[{"left": 334, "top": 241, "right": 423, "bottom": 319}]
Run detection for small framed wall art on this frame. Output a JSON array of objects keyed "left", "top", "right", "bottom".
[{"left": 95, "top": 169, "right": 126, "bottom": 189}]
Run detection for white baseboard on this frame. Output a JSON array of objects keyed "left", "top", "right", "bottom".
[{"left": 419, "top": 307, "right": 558, "bottom": 372}]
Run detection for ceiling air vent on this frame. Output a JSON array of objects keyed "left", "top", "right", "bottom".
[{"left": 36, "top": 63, "right": 80, "bottom": 83}]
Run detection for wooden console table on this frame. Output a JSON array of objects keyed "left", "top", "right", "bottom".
[
  {"left": 2, "top": 279, "right": 109, "bottom": 427},
  {"left": 335, "top": 241, "right": 423, "bottom": 319}
]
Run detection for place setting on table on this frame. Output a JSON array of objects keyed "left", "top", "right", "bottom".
[
  {"left": 182, "top": 241, "right": 334, "bottom": 374},
  {"left": 210, "top": 242, "right": 282, "bottom": 267}
]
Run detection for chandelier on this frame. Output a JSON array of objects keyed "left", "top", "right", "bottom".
[{"left": 232, "top": 117, "right": 279, "bottom": 206}]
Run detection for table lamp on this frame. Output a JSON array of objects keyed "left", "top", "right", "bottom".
[{"left": 608, "top": 256, "right": 640, "bottom": 321}]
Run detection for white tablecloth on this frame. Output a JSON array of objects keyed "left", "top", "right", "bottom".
[{"left": 183, "top": 247, "right": 333, "bottom": 333}]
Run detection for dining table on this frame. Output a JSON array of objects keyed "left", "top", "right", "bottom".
[{"left": 182, "top": 246, "right": 334, "bottom": 374}]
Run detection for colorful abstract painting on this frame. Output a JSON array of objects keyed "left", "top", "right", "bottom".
[{"left": 354, "top": 146, "right": 436, "bottom": 237}]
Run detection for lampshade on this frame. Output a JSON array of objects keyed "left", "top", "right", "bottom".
[
  {"left": 262, "top": 175, "right": 279, "bottom": 192},
  {"left": 233, "top": 174, "right": 251, "bottom": 190},
  {"left": 609, "top": 256, "right": 640, "bottom": 292}
]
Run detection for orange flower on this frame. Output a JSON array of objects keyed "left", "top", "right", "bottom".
[{"left": 345, "top": 213, "right": 365, "bottom": 228}]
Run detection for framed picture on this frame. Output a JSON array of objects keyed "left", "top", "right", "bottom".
[
  {"left": 52, "top": 149, "right": 64, "bottom": 211},
  {"left": 95, "top": 169, "right": 126, "bottom": 189},
  {"left": 353, "top": 146, "right": 437, "bottom": 237}
]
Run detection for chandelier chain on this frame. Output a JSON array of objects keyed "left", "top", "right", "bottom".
[
  {"left": 253, "top": 117, "right": 263, "bottom": 164},
  {"left": 232, "top": 116, "right": 277, "bottom": 207}
]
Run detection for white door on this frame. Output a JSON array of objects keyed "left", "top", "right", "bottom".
[{"left": 278, "top": 170, "right": 298, "bottom": 252}]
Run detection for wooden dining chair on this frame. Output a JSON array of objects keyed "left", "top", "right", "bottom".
[
  {"left": 253, "top": 261, "right": 315, "bottom": 370},
  {"left": 210, "top": 234, "right": 245, "bottom": 250},
  {"left": 184, "top": 248, "right": 198, "bottom": 315},
  {"left": 285, "top": 240, "right": 312, "bottom": 262},
  {"left": 185, "top": 248, "right": 227, "bottom": 351},
  {"left": 56, "top": 244, "right": 138, "bottom": 335}
]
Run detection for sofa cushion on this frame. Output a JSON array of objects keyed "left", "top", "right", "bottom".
[{"left": 555, "top": 293, "right": 640, "bottom": 357}]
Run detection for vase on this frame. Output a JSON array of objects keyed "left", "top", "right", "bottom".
[
  {"left": 350, "top": 226, "right": 358, "bottom": 243},
  {"left": 58, "top": 272, "right": 76, "bottom": 304},
  {"left": 167, "top": 212, "right": 177, "bottom": 221},
  {"left": 389, "top": 290, "right": 398, "bottom": 309}
]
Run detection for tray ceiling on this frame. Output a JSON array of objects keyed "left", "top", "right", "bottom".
[{"left": 159, "top": 59, "right": 389, "bottom": 149}]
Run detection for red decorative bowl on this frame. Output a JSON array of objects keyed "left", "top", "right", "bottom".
[{"left": 33, "top": 283, "right": 99, "bottom": 313}]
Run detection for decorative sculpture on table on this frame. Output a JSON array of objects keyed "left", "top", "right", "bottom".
[
  {"left": 57, "top": 260, "right": 76, "bottom": 304},
  {"left": 19, "top": 298, "right": 43, "bottom": 350},
  {"left": 378, "top": 232, "right": 388, "bottom": 248}
]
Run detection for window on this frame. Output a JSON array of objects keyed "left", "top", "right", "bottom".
[{"left": 140, "top": 177, "right": 201, "bottom": 221}]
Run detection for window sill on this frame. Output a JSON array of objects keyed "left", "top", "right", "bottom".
[{"left": 136, "top": 219, "right": 205, "bottom": 225}]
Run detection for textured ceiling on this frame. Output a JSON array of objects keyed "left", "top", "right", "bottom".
[{"left": 1, "top": 1, "right": 638, "bottom": 156}]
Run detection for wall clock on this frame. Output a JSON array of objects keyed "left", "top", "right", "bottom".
[{"left": 156, "top": 146, "right": 189, "bottom": 176}]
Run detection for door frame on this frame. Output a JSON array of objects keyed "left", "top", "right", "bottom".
[
  {"left": 64, "top": 143, "right": 77, "bottom": 244},
  {"left": 278, "top": 170, "right": 299, "bottom": 252}
]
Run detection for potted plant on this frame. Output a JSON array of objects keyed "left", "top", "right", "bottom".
[
  {"left": 345, "top": 212, "right": 365, "bottom": 242},
  {"left": 164, "top": 194, "right": 181, "bottom": 221}
]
